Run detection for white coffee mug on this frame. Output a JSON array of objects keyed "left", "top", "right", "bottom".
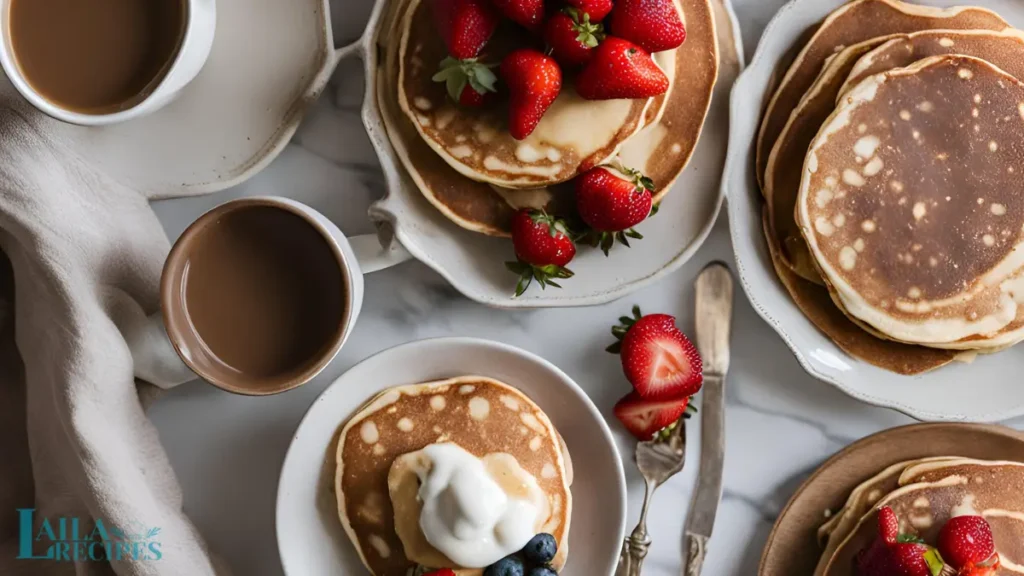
[
  {"left": 124, "top": 197, "right": 410, "bottom": 395},
  {"left": 0, "top": 0, "right": 216, "bottom": 126}
]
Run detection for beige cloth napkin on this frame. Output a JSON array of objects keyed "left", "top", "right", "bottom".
[{"left": 0, "top": 94, "right": 221, "bottom": 575}]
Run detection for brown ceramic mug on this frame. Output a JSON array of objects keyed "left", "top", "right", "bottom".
[{"left": 125, "top": 197, "right": 409, "bottom": 395}]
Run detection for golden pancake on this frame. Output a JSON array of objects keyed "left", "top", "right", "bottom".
[
  {"left": 335, "top": 376, "right": 571, "bottom": 575},
  {"left": 797, "top": 55, "right": 1024, "bottom": 350},
  {"left": 398, "top": 0, "right": 652, "bottom": 189},
  {"left": 754, "top": 0, "right": 1007, "bottom": 190},
  {"left": 823, "top": 460, "right": 1024, "bottom": 575}
]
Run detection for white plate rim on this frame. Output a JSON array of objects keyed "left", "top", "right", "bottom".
[{"left": 274, "top": 336, "right": 627, "bottom": 575}]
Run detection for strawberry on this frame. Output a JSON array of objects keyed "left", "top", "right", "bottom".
[
  {"left": 491, "top": 0, "right": 545, "bottom": 32},
  {"left": 500, "top": 50, "right": 562, "bottom": 140},
  {"left": 607, "top": 307, "right": 703, "bottom": 399},
  {"left": 422, "top": 570, "right": 457, "bottom": 576},
  {"left": 506, "top": 209, "right": 576, "bottom": 296},
  {"left": 855, "top": 507, "right": 948, "bottom": 576},
  {"left": 545, "top": 8, "right": 604, "bottom": 67},
  {"left": 567, "top": 0, "right": 613, "bottom": 21},
  {"left": 613, "top": 391, "right": 690, "bottom": 440},
  {"left": 575, "top": 165, "right": 655, "bottom": 254},
  {"left": 878, "top": 506, "right": 901, "bottom": 545},
  {"left": 432, "top": 56, "right": 498, "bottom": 107},
  {"left": 432, "top": 0, "right": 501, "bottom": 59},
  {"left": 938, "top": 516, "right": 998, "bottom": 571},
  {"left": 609, "top": 0, "right": 687, "bottom": 53},
  {"left": 576, "top": 37, "right": 669, "bottom": 100}
]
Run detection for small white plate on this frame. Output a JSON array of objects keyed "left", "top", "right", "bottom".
[
  {"left": 349, "top": 0, "right": 744, "bottom": 309},
  {"left": 275, "top": 337, "right": 626, "bottom": 575},
  {"left": 724, "top": 0, "right": 1024, "bottom": 422},
  {"left": 9, "top": 0, "right": 345, "bottom": 198}
]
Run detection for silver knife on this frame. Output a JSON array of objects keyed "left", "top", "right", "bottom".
[{"left": 684, "top": 262, "right": 734, "bottom": 576}]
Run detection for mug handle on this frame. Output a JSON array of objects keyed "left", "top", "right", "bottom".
[
  {"left": 349, "top": 233, "right": 411, "bottom": 274},
  {"left": 124, "top": 313, "right": 196, "bottom": 389}
]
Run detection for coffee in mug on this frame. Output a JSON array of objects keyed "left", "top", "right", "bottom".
[{"left": 8, "top": 0, "right": 187, "bottom": 114}]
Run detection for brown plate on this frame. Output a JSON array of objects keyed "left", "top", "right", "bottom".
[{"left": 759, "top": 423, "right": 1024, "bottom": 575}]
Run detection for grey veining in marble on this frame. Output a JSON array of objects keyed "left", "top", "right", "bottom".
[{"left": 148, "top": 1, "right": 1024, "bottom": 574}]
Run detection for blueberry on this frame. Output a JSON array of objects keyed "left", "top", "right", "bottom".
[
  {"left": 521, "top": 533, "right": 558, "bottom": 565},
  {"left": 484, "top": 556, "right": 524, "bottom": 576},
  {"left": 527, "top": 567, "right": 558, "bottom": 576}
]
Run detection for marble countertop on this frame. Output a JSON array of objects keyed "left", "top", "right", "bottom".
[{"left": 148, "top": 0, "right": 1024, "bottom": 574}]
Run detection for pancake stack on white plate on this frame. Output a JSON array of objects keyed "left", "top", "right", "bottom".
[
  {"left": 375, "top": 0, "right": 719, "bottom": 238},
  {"left": 754, "top": 0, "right": 1024, "bottom": 375}
]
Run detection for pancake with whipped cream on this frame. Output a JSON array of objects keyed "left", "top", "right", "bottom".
[
  {"left": 823, "top": 459, "right": 1024, "bottom": 575},
  {"left": 398, "top": 0, "right": 653, "bottom": 189},
  {"left": 379, "top": 0, "right": 719, "bottom": 236},
  {"left": 335, "top": 376, "right": 571, "bottom": 575},
  {"left": 797, "top": 55, "right": 1024, "bottom": 350},
  {"left": 754, "top": 0, "right": 1007, "bottom": 190},
  {"left": 769, "top": 29, "right": 1024, "bottom": 287}
]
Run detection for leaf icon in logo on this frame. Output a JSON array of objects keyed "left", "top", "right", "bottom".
[
  {"left": 146, "top": 527, "right": 161, "bottom": 539},
  {"left": 109, "top": 527, "right": 127, "bottom": 541}
]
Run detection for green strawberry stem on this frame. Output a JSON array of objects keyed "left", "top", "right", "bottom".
[
  {"left": 506, "top": 260, "right": 574, "bottom": 297},
  {"left": 606, "top": 305, "right": 643, "bottom": 353},
  {"left": 432, "top": 56, "right": 498, "bottom": 102}
]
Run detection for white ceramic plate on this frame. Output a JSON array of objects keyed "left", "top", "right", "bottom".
[
  {"left": 725, "top": 0, "right": 1024, "bottom": 422},
  {"left": 348, "top": 0, "right": 745, "bottom": 308},
  {"left": 7, "top": 0, "right": 345, "bottom": 199},
  {"left": 275, "top": 337, "right": 626, "bottom": 576}
]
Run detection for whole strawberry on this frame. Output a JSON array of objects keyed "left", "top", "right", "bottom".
[
  {"left": 607, "top": 306, "right": 703, "bottom": 399},
  {"left": 500, "top": 50, "right": 562, "bottom": 140},
  {"left": 491, "top": 0, "right": 545, "bottom": 32},
  {"left": 432, "top": 0, "right": 500, "bottom": 59},
  {"left": 613, "top": 392, "right": 690, "bottom": 440},
  {"left": 609, "top": 0, "right": 687, "bottom": 53},
  {"left": 432, "top": 56, "right": 498, "bottom": 107},
  {"left": 575, "top": 165, "right": 655, "bottom": 254},
  {"left": 422, "top": 570, "right": 457, "bottom": 576},
  {"left": 854, "top": 507, "right": 946, "bottom": 576},
  {"left": 567, "top": 0, "right": 613, "bottom": 21},
  {"left": 938, "top": 516, "right": 999, "bottom": 572},
  {"left": 576, "top": 37, "right": 669, "bottom": 100},
  {"left": 506, "top": 209, "right": 576, "bottom": 296},
  {"left": 545, "top": 8, "right": 604, "bottom": 67}
]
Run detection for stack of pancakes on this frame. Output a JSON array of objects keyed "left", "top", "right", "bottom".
[
  {"left": 814, "top": 457, "right": 1024, "bottom": 575},
  {"left": 334, "top": 376, "right": 573, "bottom": 575},
  {"left": 755, "top": 0, "right": 1024, "bottom": 374},
  {"left": 375, "top": 0, "right": 720, "bottom": 237}
]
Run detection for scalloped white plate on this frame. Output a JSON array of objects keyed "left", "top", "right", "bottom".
[
  {"left": 724, "top": 0, "right": 1024, "bottom": 422},
  {"left": 275, "top": 337, "right": 626, "bottom": 576},
  {"left": 350, "top": 0, "right": 744, "bottom": 308}
]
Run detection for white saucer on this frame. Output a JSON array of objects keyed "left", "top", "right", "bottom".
[
  {"left": 352, "top": 0, "right": 745, "bottom": 308},
  {"left": 275, "top": 337, "right": 626, "bottom": 575},
  {"left": 724, "top": 0, "right": 1024, "bottom": 421},
  {"left": 10, "top": 0, "right": 346, "bottom": 199}
]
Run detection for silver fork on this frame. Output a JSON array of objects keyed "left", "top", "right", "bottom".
[{"left": 617, "top": 418, "right": 688, "bottom": 576}]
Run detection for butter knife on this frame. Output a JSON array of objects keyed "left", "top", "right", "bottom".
[{"left": 684, "top": 262, "right": 734, "bottom": 576}]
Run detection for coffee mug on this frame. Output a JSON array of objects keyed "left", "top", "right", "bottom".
[
  {"left": 0, "top": 0, "right": 216, "bottom": 126},
  {"left": 124, "top": 197, "right": 410, "bottom": 395}
]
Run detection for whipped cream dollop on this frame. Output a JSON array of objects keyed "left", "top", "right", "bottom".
[{"left": 415, "top": 443, "right": 541, "bottom": 568}]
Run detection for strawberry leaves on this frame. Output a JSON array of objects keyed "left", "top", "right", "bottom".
[
  {"left": 505, "top": 261, "right": 574, "bottom": 296},
  {"left": 432, "top": 56, "right": 498, "bottom": 103}
]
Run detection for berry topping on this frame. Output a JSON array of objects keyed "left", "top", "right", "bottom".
[
  {"left": 613, "top": 391, "right": 690, "bottom": 441},
  {"left": 567, "top": 0, "right": 613, "bottom": 22},
  {"left": 520, "top": 533, "right": 558, "bottom": 565},
  {"left": 608, "top": 0, "right": 687, "bottom": 53},
  {"left": 938, "top": 515, "right": 998, "bottom": 572},
  {"left": 431, "top": 0, "right": 500, "bottom": 60},
  {"left": 545, "top": 8, "right": 604, "bottom": 67},
  {"left": 575, "top": 37, "right": 668, "bottom": 100},
  {"left": 575, "top": 165, "right": 655, "bottom": 254},
  {"left": 484, "top": 555, "right": 525, "bottom": 576},
  {"left": 500, "top": 50, "right": 562, "bottom": 140},
  {"left": 526, "top": 567, "right": 558, "bottom": 576},
  {"left": 506, "top": 209, "right": 576, "bottom": 296},
  {"left": 607, "top": 307, "right": 704, "bottom": 399},
  {"left": 491, "top": 0, "right": 546, "bottom": 32}
]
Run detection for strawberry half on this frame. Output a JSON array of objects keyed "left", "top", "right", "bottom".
[
  {"left": 613, "top": 392, "right": 690, "bottom": 441},
  {"left": 432, "top": 0, "right": 500, "bottom": 60},
  {"left": 506, "top": 209, "right": 576, "bottom": 296},
  {"left": 432, "top": 56, "right": 498, "bottom": 106},
  {"left": 608, "top": 307, "right": 703, "bottom": 399},
  {"left": 938, "top": 516, "right": 999, "bottom": 572}
]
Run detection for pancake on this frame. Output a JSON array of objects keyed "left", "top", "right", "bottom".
[
  {"left": 762, "top": 208, "right": 957, "bottom": 375},
  {"left": 335, "top": 376, "right": 571, "bottom": 575},
  {"left": 379, "top": 0, "right": 719, "bottom": 236},
  {"left": 754, "top": 0, "right": 1008, "bottom": 190},
  {"left": 840, "top": 28, "right": 1024, "bottom": 98},
  {"left": 823, "top": 460, "right": 1024, "bottom": 575},
  {"left": 770, "top": 28, "right": 1024, "bottom": 286},
  {"left": 398, "top": 0, "right": 652, "bottom": 189},
  {"left": 797, "top": 55, "right": 1024, "bottom": 349}
]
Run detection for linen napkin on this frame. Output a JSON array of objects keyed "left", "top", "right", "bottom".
[{"left": 0, "top": 92, "right": 221, "bottom": 575}]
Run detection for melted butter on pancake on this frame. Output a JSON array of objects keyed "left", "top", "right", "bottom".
[{"left": 798, "top": 56, "right": 1024, "bottom": 348}]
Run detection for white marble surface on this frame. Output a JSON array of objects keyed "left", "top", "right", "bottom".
[{"left": 148, "top": 0, "right": 1024, "bottom": 574}]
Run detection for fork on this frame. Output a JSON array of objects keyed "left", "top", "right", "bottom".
[{"left": 617, "top": 417, "right": 688, "bottom": 576}]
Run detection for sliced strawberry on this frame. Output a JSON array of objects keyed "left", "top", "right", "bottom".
[
  {"left": 608, "top": 307, "right": 703, "bottom": 399},
  {"left": 938, "top": 516, "right": 998, "bottom": 571},
  {"left": 613, "top": 392, "right": 690, "bottom": 440}
]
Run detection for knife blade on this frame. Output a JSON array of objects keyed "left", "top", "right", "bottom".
[{"left": 684, "top": 262, "right": 734, "bottom": 576}]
